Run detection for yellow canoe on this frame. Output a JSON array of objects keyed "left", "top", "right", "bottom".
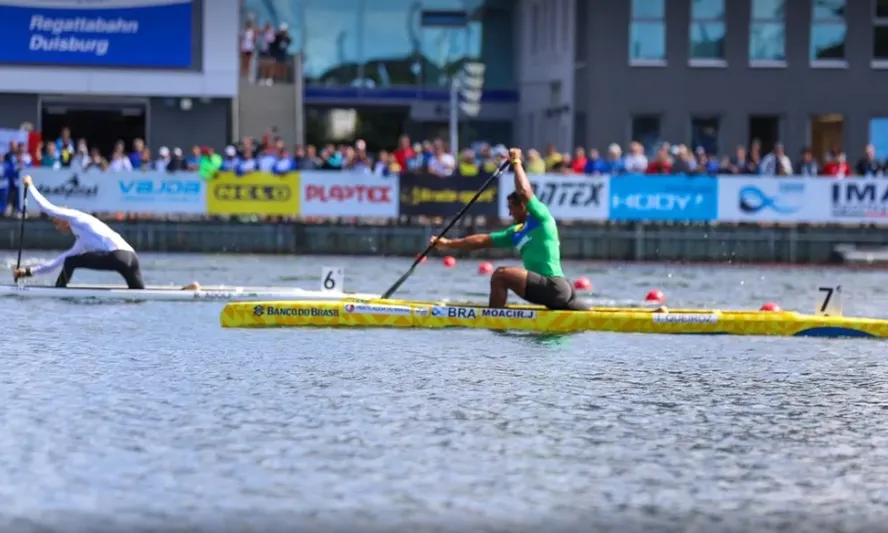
[{"left": 219, "top": 296, "right": 888, "bottom": 339}]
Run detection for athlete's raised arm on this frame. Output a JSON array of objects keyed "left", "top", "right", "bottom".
[{"left": 508, "top": 148, "right": 534, "bottom": 202}]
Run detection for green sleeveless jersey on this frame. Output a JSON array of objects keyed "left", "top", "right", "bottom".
[{"left": 489, "top": 196, "right": 564, "bottom": 278}]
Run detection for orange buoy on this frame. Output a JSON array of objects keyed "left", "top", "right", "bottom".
[
  {"left": 645, "top": 289, "right": 665, "bottom": 303},
  {"left": 478, "top": 261, "right": 494, "bottom": 274},
  {"left": 760, "top": 302, "right": 782, "bottom": 312},
  {"left": 443, "top": 256, "right": 456, "bottom": 267},
  {"left": 573, "top": 277, "right": 591, "bottom": 290}
]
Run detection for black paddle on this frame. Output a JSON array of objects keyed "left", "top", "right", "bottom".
[
  {"left": 14, "top": 182, "right": 29, "bottom": 282},
  {"left": 381, "top": 158, "right": 512, "bottom": 299}
]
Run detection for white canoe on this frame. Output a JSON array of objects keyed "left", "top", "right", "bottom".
[{"left": 0, "top": 283, "right": 379, "bottom": 302}]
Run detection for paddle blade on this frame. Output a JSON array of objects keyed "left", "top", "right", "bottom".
[{"left": 381, "top": 266, "right": 416, "bottom": 299}]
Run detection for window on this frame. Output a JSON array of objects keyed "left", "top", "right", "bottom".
[
  {"left": 304, "top": 0, "right": 361, "bottom": 85},
  {"left": 418, "top": 0, "right": 482, "bottom": 88},
  {"left": 749, "top": 0, "right": 785, "bottom": 63},
  {"left": 810, "top": 0, "right": 846, "bottom": 62},
  {"left": 631, "top": 115, "right": 662, "bottom": 156},
  {"left": 531, "top": 3, "right": 539, "bottom": 53},
  {"left": 874, "top": 0, "right": 888, "bottom": 61},
  {"left": 629, "top": 0, "right": 666, "bottom": 64},
  {"left": 689, "top": 0, "right": 725, "bottom": 62},
  {"left": 869, "top": 118, "right": 888, "bottom": 159},
  {"left": 361, "top": 0, "right": 421, "bottom": 86},
  {"left": 691, "top": 117, "right": 720, "bottom": 155}
]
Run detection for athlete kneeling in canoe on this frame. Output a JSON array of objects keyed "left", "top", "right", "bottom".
[
  {"left": 429, "top": 148, "right": 588, "bottom": 311},
  {"left": 12, "top": 175, "right": 199, "bottom": 290}
]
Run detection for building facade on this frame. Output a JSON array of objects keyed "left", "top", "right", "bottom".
[
  {"left": 567, "top": 0, "right": 888, "bottom": 160},
  {"left": 0, "top": 0, "right": 239, "bottom": 154}
]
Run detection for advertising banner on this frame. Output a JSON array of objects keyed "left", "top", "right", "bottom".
[
  {"left": 206, "top": 172, "right": 300, "bottom": 215},
  {"left": 497, "top": 173, "right": 608, "bottom": 221},
  {"left": 828, "top": 179, "right": 888, "bottom": 223},
  {"left": 0, "top": 0, "right": 194, "bottom": 69},
  {"left": 28, "top": 167, "right": 205, "bottom": 214},
  {"left": 717, "top": 176, "right": 831, "bottom": 223},
  {"left": 299, "top": 171, "right": 398, "bottom": 217},
  {"left": 399, "top": 171, "right": 498, "bottom": 218},
  {"left": 609, "top": 175, "right": 718, "bottom": 222}
]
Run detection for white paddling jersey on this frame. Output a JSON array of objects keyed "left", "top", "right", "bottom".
[{"left": 27, "top": 185, "right": 135, "bottom": 276}]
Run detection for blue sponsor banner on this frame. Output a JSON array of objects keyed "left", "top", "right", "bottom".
[
  {"left": 0, "top": 0, "right": 193, "bottom": 68},
  {"left": 609, "top": 175, "right": 719, "bottom": 221}
]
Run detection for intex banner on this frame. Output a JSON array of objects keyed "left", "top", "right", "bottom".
[
  {"left": 400, "top": 170, "right": 499, "bottom": 218},
  {"left": 299, "top": 171, "right": 398, "bottom": 218},
  {"left": 497, "top": 173, "right": 608, "bottom": 221},
  {"left": 0, "top": 0, "right": 194, "bottom": 68},
  {"left": 28, "top": 167, "right": 206, "bottom": 214}
]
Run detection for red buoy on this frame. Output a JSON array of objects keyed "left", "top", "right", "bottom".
[
  {"left": 443, "top": 256, "right": 456, "bottom": 267},
  {"left": 415, "top": 254, "right": 427, "bottom": 264},
  {"left": 478, "top": 261, "right": 494, "bottom": 274},
  {"left": 574, "top": 277, "right": 591, "bottom": 291},
  {"left": 645, "top": 289, "right": 665, "bottom": 303},
  {"left": 760, "top": 302, "right": 782, "bottom": 312}
]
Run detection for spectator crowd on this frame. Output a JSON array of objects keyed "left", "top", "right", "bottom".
[{"left": 4, "top": 121, "right": 888, "bottom": 218}]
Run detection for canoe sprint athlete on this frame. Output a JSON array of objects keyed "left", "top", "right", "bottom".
[
  {"left": 12, "top": 175, "right": 199, "bottom": 290},
  {"left": 429, "top": 148, "right": 588, "bottom": 311}
]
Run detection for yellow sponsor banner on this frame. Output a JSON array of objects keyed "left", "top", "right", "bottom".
[{"left": 206, "top": 172, "right": 301, "bottom": 215}]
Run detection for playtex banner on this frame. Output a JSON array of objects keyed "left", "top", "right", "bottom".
[
  {"left": 0, "top": 0, "right": 194, "bottom": 68},
  {"left": 299, "top": 171, "right": 398, "bottom": 218},
  {"left": 717, "top": 176, "right": 832, "bottom": 223},
  {"left": 496, "top": 173, "right": 608, "bottom": 221},
  {"left": 27, "top": 168, "right": 206, "bottom": 214},
  {"left": 609, "top": 174, "right": 719, "bottom": 222}
]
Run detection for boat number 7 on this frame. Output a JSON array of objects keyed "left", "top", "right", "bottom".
[{"left": 817, "top": 285, "right": 841, "bottom": 314}]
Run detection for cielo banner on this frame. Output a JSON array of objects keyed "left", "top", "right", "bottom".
[
  {"left": 400, "top": 170, "right": 498, "bottom": 218},
  {"left": 206, "top": 171, "right": 301, "bottom": 215},
  {"left": 27, "top": 167, "right": 205, "bottom": 214},
  {"left": 0, "top": 0, "right": 194, "bottom": 68},
  {"left": 299, "top": 171, "right": 398, "bottom": 217},
  {"left": 497, "top": 173, "right": 608, "bottom": 221},
  {"left": 829, "top": 179, "right": 888, "bottom": 223},
  {"left": 717, "top": 176, "right": 830, "bottom": 223},
  {"left": 609, "top": 174, "right": 718, "bottom": 222}
]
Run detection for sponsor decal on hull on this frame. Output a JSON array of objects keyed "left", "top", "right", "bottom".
[
  {"left": 253, "top": 305, "right": 338, "bottom": 317},
  {"left": 343, "top": 303, "right": 412, "bottom": 316}
]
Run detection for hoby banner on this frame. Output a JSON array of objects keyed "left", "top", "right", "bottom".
[
  {"left": 399, "top": 171, "right": 498, "bottom": 218},
  {"left": 497, "top": 173, "right": 608, "bottom": 221},
  {"left": 28, "top": 167, "right": 206, "bottom": 214},
  {"left": 206, "top": 172, "right": 301, "bottom": 215},
  {"left": 299, "top": 171, "right": 398, "bottom": 217},
  {"left": 717, "top": 176, "right": 831, "bottom": 223},
  {"left": 609, "top": 175, "right": 718, "bottom": 222},
  {"left": 0, "top": 0, "right": 194, "bottom": 69}
]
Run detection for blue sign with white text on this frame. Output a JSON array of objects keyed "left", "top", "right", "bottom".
[
  {"left": 609, "top": 175, "right": 719, "bottom": 221},
  {"left": 0, "top": 0, "right": 193, "bottom": 69}
]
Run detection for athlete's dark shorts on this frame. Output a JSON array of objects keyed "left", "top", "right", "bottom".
[
  {"left": 55, "top": 250, "right": 146, "bottom": 289},
  {"left": 524, "top": 272, "right": 588, "bottom": 311}
]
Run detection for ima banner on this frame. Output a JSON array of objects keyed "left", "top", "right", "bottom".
[
  {"left": 399, "top": 171, "right": 498, "bottom": 218},
  {"left": 299, "top": 171, "right": 398, "bottom": 217},
  {"left": 206, "top": 172, "right": 301, "bottom": 215},
  {"left": 0, "top": 0, "right": 194, "bottom": 69},
  {"left": 27, "top": 167, "right": 206, "bottom": 214},
  {"left": 497, "top": 173, "right": 608, "bottom": 221}
]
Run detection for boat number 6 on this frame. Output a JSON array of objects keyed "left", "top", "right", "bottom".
[{"left": 321, "top": 267, "right": 344, "bottom": 292}]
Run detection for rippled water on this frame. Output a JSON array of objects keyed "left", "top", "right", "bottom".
[{"left": 2, "top": 252, "right": 888, "bottom": 532}]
